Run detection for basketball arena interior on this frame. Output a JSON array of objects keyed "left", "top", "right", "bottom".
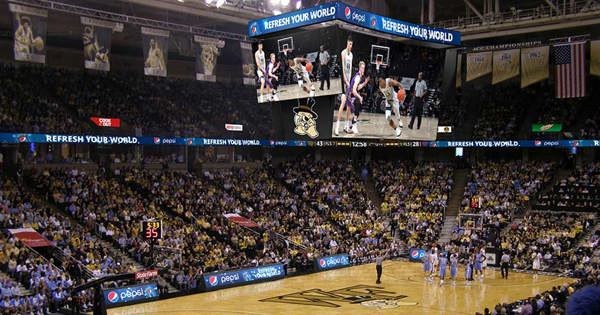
[{"left": 1, "top": 0, "right": 600, "bottom": 314}]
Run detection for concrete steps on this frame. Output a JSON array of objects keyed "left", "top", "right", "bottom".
[
  {"left": 437, "top": 168, "right": 469, "bottom": 244},
  {"left": 438, "top": 215, "right": 457, "bottom": 244}
]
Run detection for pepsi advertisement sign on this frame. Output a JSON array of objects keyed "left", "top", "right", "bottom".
[
  {"left": 103, "top": 283, "right": 159, "bottom": 306},
  {"left": 409, "top": 248, "right": 427, "bottom": 261},
  {"left": 248, "top": 2, "right": 337, "bottom": 37},
  {"left": 337, "top": 3, "right": 460, "bottom": 45},
  {"left": 203, "top": 264, "right": 285, "bottom": 291},
  {"left": 315, "top": 254, "right": 351, "bottom": 271},
  {"left": 248, "top": 2, "right": 460, "bottom": 46}
]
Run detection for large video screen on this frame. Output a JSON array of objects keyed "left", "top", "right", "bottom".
[
  {"left": 252, "top": 26, "right": 343, "bottom": 104},
  {"left": 331, "top": 30, "right": 444, "bottom": 141}
]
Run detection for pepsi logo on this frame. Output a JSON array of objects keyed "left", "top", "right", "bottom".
[
  {"left": 209, "top": 276, "right": 218, "bottom": 286},
  {"left": 251, "top": 23, "right": 257, "bottom": 34},
  {"left": 534, "top": 140, "right": 542, "bottom": 146},
  {"left": 18, "top": 135, "right": 27, "bottom": 142},
  {"left": 410, "top": 250, "right": 418, "bottom": 258},
  {"left": 187, "top": 139, "right": 193, "bottom": 145},
  {"left": 145, "top": 288, "right": 153, "bottom": 296},
  {"left": 344, "top": 7, "right": 351, "bottom": 18},
  {"left": 153, "top": 137, "right": 161, "bottom": 144},
  {"left": 370, "top": 17, "right": 376, "bottom": 27},
  {"left": 107, "top": 291, "right": 119, "bottom": 303},
  {"left": 319, "top": 259, "right": 326, "bottom": 267}
]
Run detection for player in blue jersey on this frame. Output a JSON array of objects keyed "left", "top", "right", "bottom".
[
  {"left": 450, "top": 252, "right": 458, "bottom": 286},
  {"left": 438, "top": 252, "right": 448, "bottom": 286},
  {"left": 465, "top": 255, "right": 474, "bottom": 285},
  {"left": 423, "top": 249, "right": 432, "bottom": 281}
]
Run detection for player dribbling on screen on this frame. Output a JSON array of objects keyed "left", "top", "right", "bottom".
[
  {"left": 378, "top": 76, "right": 404, "bottom": 137},
  {"left": 288, "top": 57, "right": 315, "bottom": 98}
]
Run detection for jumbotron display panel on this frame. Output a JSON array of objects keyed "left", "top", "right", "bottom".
[
  {"left": 249, "top": 2, "right": 459, "bottom": 142},
  {"left": 331, "top": 29, "right": 443, "bottom": 141},
  {"left": 252, "top": 25, "right": 343, "bottom": 104}
]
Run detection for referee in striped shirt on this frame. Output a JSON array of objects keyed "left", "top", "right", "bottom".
[{"left": 375, "top": 250, "right": 387, "bottom": 284}]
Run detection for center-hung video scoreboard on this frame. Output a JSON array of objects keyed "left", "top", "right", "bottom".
[{"left": 248, "top": 2, "right": 460, "bottom": 142}]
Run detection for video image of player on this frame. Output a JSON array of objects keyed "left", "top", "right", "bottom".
[
  {"left": 331, "top": 30, "right": 443, "bottom": 141},
  {"left": 254, "top": 26, "right": 342, "bottom": 104}
]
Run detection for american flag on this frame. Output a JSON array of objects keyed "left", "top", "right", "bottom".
[{"left": 554, "top": 42, "right": 586, "bottom": 98}]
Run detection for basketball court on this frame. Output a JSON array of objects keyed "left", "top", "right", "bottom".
[
  {"left": 107, "top": 261, "right": 573, "bottom": 315},
  {"left": 332, "top": 113, "right": 439, "bottom": 140},
  {"left": 256, "top": 78, "right": 342, "bottom": 103}
]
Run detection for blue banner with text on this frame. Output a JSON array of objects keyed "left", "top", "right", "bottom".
[
  {"left": 103, "top": 283, "right": 159, "bottom": 306},
  {"left": 248, "top": 2, "right": 460, "bottom": 46},
  {"left": 315, "top": 254, "right": 351, "bottom": 271},
  {"left": 203, "top": 264, "right": 285, "bottom": 290}
]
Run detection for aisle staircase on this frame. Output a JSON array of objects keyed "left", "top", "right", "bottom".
[{"left": 438, "top": 168, "right": 469, "bottom": 244}]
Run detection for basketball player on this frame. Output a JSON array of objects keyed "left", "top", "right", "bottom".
[
  {"left": 532, "top": 251, "right": 542, "bottom": 278},
  {"left": 480, "top": 247, "right": 488, "bottom": 279},
  {"left": 423, "top": 249, "right": 432, "bottom": 281},
  {"left": 438, "top": 252, "right": 448, "bottom": 286},
  {"left": 255, "top": 42, "right": 267, "bottom": 103},
  {"left": 465, "top": 254, "right": 474, "bottom": 285},
  {"left": 474, "top": 249, "right": 483, "bottom": 280},
  {"left": 378, "top": 76, "right": 404, "bottom": 137},
  {"left": 345, "top": 61, "right": 369, "bottom": 134},
  {"left": 288, "top": 57, "right": 315, "bottom": 97},
  {"left": 335, "top": 36, "right": 353, "bottom": 135},
  {"left": 430, "top": 246, "right": 439, "bottom": 278},
  {"left": 266, "top": 53, "right": 280, "bottom": 101},
  {"left": 450, "top": 252, "right": 458, "bottom": 286}
]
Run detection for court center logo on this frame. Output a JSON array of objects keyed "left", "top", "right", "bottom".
[
  {"left": 293, "top": 98, "right": 319, "bottom": 139},
  {"left": 260, "top": 284, "right": 417, "bottom": 308}
]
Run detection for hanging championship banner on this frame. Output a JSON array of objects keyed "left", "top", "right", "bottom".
[
  {"left": 194, "top": 35, "right": 225, "bottom": 82},
  {"left": 456, "top": 53, "right": 462, "bottom": 88},
  {"left": 240, "top": 41, "right": 256, "bottom": 86},
  {"left": 492, "top": 49, "right": 520, "bottom": 85},
  {"left": 141, "top": 27, "right": 169, "bottom": 77},
  {"left": 9, "top": 3, "right": 47, "bottom": 64},
  {"left": 591, "top": 40, "right": 600, "bottom": 77},
  {"left": 521, "top": 46, "right": 549, "bottom": 88},
  {"left": 466, "top": 51, "right": 492, "bottom": 82},
  {"left": 81, "top": 17, "right": 123, "bottom": 71}
]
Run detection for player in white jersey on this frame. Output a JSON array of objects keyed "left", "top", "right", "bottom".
[
  {"left": 255, "top": 42, "right": 267, "bottom": 103},
  {"left": 430, "top": 247, "right": 439, "bottom": 276},
  {"left": 288, "top": 57, "right": 315, "bottom": 97},
  {"left": 532, "top": 251, "right": 542, "bottom": 278},
  {"left": 335, "top": 36, "right": 353, "bottom": 135},
  {"left": 378, "top": 76, "right": 404, "bottom": 137}
]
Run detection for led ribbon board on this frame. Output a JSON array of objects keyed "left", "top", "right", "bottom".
[{"left": 248, "top": 2, "right": 461, "bottom": 46}]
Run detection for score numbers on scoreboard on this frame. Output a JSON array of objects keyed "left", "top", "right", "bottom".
[{"left": 141, "top": 220, "right": 163, "bottom": 241}]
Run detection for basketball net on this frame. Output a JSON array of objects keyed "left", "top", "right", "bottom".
[{"left": 375, "top": 60, "right": 382, "bottom": 71}]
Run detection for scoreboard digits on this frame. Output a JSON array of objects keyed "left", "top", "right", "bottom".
[{"left": 141, "top": 220, "right": 163, "bottom": 241}]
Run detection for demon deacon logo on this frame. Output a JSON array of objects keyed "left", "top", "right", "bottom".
[{"left": 293, "top": 97, "right": 319, "bottom": 139}]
